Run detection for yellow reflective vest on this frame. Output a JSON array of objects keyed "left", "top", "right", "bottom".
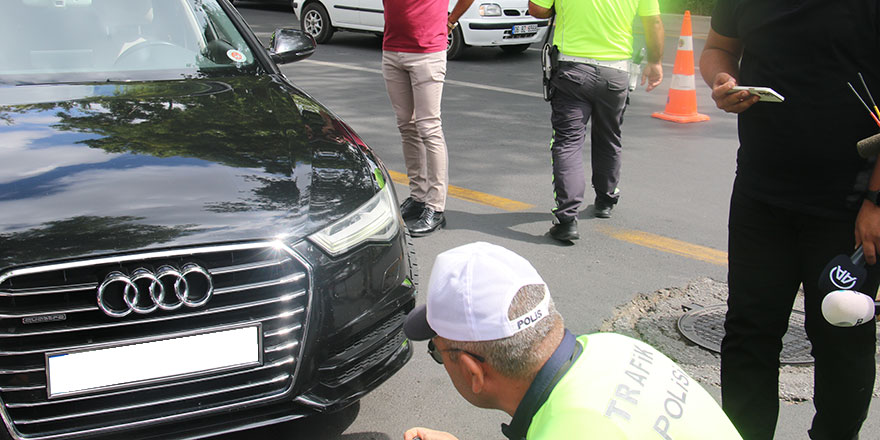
[{"left": 527, "top": 333, "right": 742, "bottom": 440}]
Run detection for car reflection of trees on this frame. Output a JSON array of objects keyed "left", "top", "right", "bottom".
[
  {"left": 0, "top": 216, "right": 201, "bottom": 269},
  {"left": 36, "top": 79, "right": 304, "bottom": 176},
  {"left": 1, "top": 77, "right": 375, "bottom": 219}
]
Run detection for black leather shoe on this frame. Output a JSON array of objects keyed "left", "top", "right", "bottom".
[
  {"left": 594, "top": 201, "right": 614, "bottom": 219},
  {"left": 549, "top": 219, "right": 579, "bottom": 241},
  {"left": 410, "top": 207, "right": 445, "bottom": 237},
  {"left": 399, "top": 197, "right": 425, "bottom": 222}
]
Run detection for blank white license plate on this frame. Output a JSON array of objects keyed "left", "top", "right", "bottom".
[
  {"left": 47, "top": 325, "right": 261, "bottom": 398},
  {"left": 512, "top": 24, "right": 538, "bottom": 34}
]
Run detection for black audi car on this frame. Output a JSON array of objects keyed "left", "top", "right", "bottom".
[{"left": 0, "top": 1, "right": 416, "bottom": 439}]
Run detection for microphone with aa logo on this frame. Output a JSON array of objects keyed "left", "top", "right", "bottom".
[
  {"left": 822, "top": 289, "right": 879, "bottom": 327},
  {"left": 818, "top": 246, "right": 867, "bottom": 294}
]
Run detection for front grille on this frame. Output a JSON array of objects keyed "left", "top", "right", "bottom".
[
  {"left": 503, "top": 9, "right": 522, "bottom": 16},
  {"left": 0, "top": 242, "right": 310, "bottom": 440},
  {"left": 318, "top": 311, "right": 406, "bottom": 388},
  {"left": 330, "top": 331, "right": 407, "bottom": 387}
]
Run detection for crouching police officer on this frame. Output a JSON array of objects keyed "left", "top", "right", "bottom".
[
  {"left": 402, "top": 242, "right": 742, "bottom": 440},
  {"left": 530, "top": 0, "right": 664, "bottom": 242}
]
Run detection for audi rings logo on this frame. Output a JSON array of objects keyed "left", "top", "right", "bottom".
[{"left": 97, "top": 264, "right": 214, "bottom": 318}]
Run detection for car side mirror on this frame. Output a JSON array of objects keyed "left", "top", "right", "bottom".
[{"left": 269, "top": 29, "right": 316, "bottom": 64}]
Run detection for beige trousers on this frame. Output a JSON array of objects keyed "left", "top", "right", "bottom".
[{"left": 382, "top": 50, "right": 448, "bottom": 211}]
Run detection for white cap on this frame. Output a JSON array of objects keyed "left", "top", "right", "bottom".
[{"left": 403, "top": 242, "right": 550, "bottom": 342}]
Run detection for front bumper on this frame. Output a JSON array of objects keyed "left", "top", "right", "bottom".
[
  {"left": 461, "top": 19, "right": 549, "bottom": 46},
  {"left": 0, "top": 230, "right": 416, "bottom": 440},
  {"left": 77, "top": 321, "right": 413, "bottom": 440}
]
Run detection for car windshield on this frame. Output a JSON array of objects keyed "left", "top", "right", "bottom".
[{"left": 0, "top": 0, "right": 259, "bottom": 84}]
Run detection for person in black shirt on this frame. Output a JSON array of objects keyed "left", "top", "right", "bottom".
[{"left": 700, "top": 2, "right": 880, "bottom": 439}]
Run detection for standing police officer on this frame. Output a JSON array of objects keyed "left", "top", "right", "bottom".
[{"left": 528, "top": 0, "right": 664, "bottom": 242}]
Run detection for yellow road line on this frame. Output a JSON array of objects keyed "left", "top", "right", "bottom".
[
  {"left": 387, "top": 170, "right": 534, "bottom": 212},
  {"left": 387, "top": 170, "right": 725, "bottom": 266},
  {"left": 597, "top": 224, "right": 727, "bottom": 266}
]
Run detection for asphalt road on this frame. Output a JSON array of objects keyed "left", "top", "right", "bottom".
[{"left": 216, "top": 4, "right": 880, "bottom": 440}]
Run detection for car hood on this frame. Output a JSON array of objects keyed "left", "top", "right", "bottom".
[{"left": 0, "top": 76, "right": 379, "bottom": 268}]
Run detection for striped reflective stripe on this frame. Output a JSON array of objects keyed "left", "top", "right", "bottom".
[
  {"left": 670, "top": 74, "right": 697, "bottom": 91},
  {"left": 550, "top": 128, "right": 559, "bottom": 213},
  {"left": 677, "top": 36, "right": 694, "bottom": 52}
]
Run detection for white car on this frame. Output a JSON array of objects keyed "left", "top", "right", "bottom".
[{"left": 293, "top": 0, "right": 549, "bottom": 59}]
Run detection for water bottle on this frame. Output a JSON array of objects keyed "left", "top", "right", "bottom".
[{"left": 629, "top": 47, "right": 646, "bottom": 91}]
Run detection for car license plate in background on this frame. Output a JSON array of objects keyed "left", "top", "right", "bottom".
[
  {"left": 47, "top": 325, "right": 261, "bottom": 397},
  {"left": 512, "top": 24, "right": 538, "bottom": 35}
]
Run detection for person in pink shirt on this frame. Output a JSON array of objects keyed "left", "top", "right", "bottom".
[{"left": 382, "top": 0, "right": 473, "bottom": 237}]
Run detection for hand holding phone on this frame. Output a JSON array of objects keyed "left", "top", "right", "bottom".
[{"left": 727, "top": 86, "right": 785, "bottom": 103}]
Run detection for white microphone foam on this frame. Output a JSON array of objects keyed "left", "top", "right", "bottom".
[
  {"left": 821, "top": 290, "right": 876, "bottom": 327},
  {"left": 858, "top": 132, "right": 880, "bottom": 158}
]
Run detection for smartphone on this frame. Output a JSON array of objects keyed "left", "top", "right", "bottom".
[{"left": 727, "top": 86, "right": 785, "bottom": 103}]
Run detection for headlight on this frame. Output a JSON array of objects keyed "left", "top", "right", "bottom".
[
  {"left": 308, "top": 183, "right": 399, "bottom": 257},
  {"left": 479, "top": 3, "right": 502, "bottom": 16}
]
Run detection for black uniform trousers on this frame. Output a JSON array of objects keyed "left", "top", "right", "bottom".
[
  {"left": 722, "top": 185, "right": 879, "bottom": 440},
  {"left": 549, "top": 61, "right": 628, "bottom": 222}
]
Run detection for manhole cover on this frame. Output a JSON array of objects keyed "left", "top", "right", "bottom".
[{"left": 677, "top": 304, "right": 813, "bottom": 365}]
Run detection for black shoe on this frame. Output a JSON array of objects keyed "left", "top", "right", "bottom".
[
  {"left": 399, "top": 197, "right": 425, "bottom": 222},
  {"left": 549, "top": 219, "right": 579, "bottom": 242},
  {"left": 410, "top": 207, "right": 445, "bottom": 237},
  {"left": 594, "top": 201, "right": 614, "bottom": 219}
]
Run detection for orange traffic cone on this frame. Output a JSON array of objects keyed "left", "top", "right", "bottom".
[{"left": 652, "top": 11, "right": 709, "bottom": 124}]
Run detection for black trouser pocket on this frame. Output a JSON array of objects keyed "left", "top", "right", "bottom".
[
  {"left": 604, "top": 68, "right": 629, "bottom": 92},
  {"left": 555, "top": 63, "right": 590, "bottom": 85}
]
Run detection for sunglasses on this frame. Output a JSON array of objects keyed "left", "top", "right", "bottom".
[{"left": 427, "top": 340, "right": 486, "bottom": 365}]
